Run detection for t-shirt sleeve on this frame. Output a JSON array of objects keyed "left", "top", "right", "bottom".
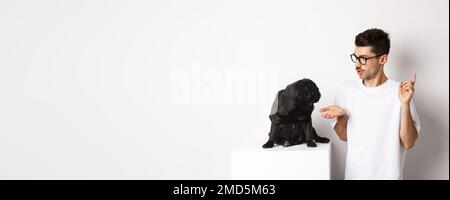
[
  {"left": 409, "top": 97, "right": 421, "bottom": 134},
  {"left": 329, "top": 86, "right": 347, "bottom": 129}
]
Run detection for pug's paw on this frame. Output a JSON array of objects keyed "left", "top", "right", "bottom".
[
  {"left": 315, "top": 137, "right": 330, "bottom": 143},
  {"left": 306, "top": 140, "right": 317, "bottom": 147},
  {"left": 262, "top": 141, "right": 274, "bottom": 148}
]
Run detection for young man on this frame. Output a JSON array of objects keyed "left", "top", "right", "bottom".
[{"left": 320, "top": 28, "right": 421, "bottom": 180}]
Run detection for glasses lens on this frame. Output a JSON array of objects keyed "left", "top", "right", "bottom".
[
  {"left": 350, "top": 54, "right": 357, "bottom": 63},
  {"left": 360, "top": 57, "right": 367, "bottom": 65}
]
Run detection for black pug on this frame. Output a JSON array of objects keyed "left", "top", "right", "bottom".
[{"left": 262, "top": 78, "right": 330, "bottom": 148}]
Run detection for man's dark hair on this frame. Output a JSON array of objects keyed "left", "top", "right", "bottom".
[{"left": 355, "top": 28, "right": 391, "bottom": 55}]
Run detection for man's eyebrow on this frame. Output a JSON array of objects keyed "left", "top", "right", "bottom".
[{"left": 354, "top": 54, "right": 370, "bottom": 57}]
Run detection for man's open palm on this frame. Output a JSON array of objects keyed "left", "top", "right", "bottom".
[{"left": 320, "top": 105, "right": 346, "bottom": 119}]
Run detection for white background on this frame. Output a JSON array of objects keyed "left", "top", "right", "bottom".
[{"left": 0, "top": 0, "right": 448, "bottom": 179}]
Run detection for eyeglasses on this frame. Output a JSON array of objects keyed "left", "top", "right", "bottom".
[{"left": 350, "top": 53, "right": 381, "bottom": 65}]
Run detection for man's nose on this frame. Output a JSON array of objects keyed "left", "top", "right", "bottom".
[{"left": 354, "top": 61, "right": 362, "bottom": 68}]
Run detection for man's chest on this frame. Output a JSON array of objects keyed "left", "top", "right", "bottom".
[{"left": 346, "top": 91, "right": 400, "bottom": 123}]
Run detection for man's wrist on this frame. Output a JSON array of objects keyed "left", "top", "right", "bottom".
[
  {"left": 337, "top": 113, "right": 347, "bottom": 120},
  {"left": 401, "top": 102, "right": 411, "bottom": 108}
]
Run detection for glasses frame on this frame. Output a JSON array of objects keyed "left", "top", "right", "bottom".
[{"left": 350, "top": 53, "right": 382, "bottom": 65}]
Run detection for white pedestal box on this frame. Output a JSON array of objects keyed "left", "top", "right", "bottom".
[{"left": 231, "top": 143, "right": 330, "bottom": 180}]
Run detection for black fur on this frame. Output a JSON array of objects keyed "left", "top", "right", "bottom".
[{"left": 262, "top": 78, "right": 330, "bottom": 148}]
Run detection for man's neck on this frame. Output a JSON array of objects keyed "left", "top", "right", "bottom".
[{"left": 363, "top": 74, "right": 388, "bottom": 87}]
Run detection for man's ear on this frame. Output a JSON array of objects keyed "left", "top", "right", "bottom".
[{"left": 379, "top": 54, "right": 388, "bottom": 65}]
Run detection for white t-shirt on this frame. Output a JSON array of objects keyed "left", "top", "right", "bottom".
[{"left": 330, "top": 79, "right": 421, "bottom": 180}]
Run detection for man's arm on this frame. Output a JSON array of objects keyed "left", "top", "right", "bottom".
[
  {"left": 399, "top": 103, "right": 418, "bottom": 150},
  {"left": 398, "top": 73, "right": 419, "bottom": 150},
  {"left": 334, "top": 114, "right": 348, "bottom": 141}
]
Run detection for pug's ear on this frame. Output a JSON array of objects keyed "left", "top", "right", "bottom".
[{"left": 273, "top": 90, "right": 289, "bottom": 115}]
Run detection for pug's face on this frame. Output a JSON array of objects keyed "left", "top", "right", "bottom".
[
  {"left": 281, "top": 79, "right": 320, "bottom": 114},
  {"left": 294, "top": 79, "right": 321, "bottom": 106}
]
